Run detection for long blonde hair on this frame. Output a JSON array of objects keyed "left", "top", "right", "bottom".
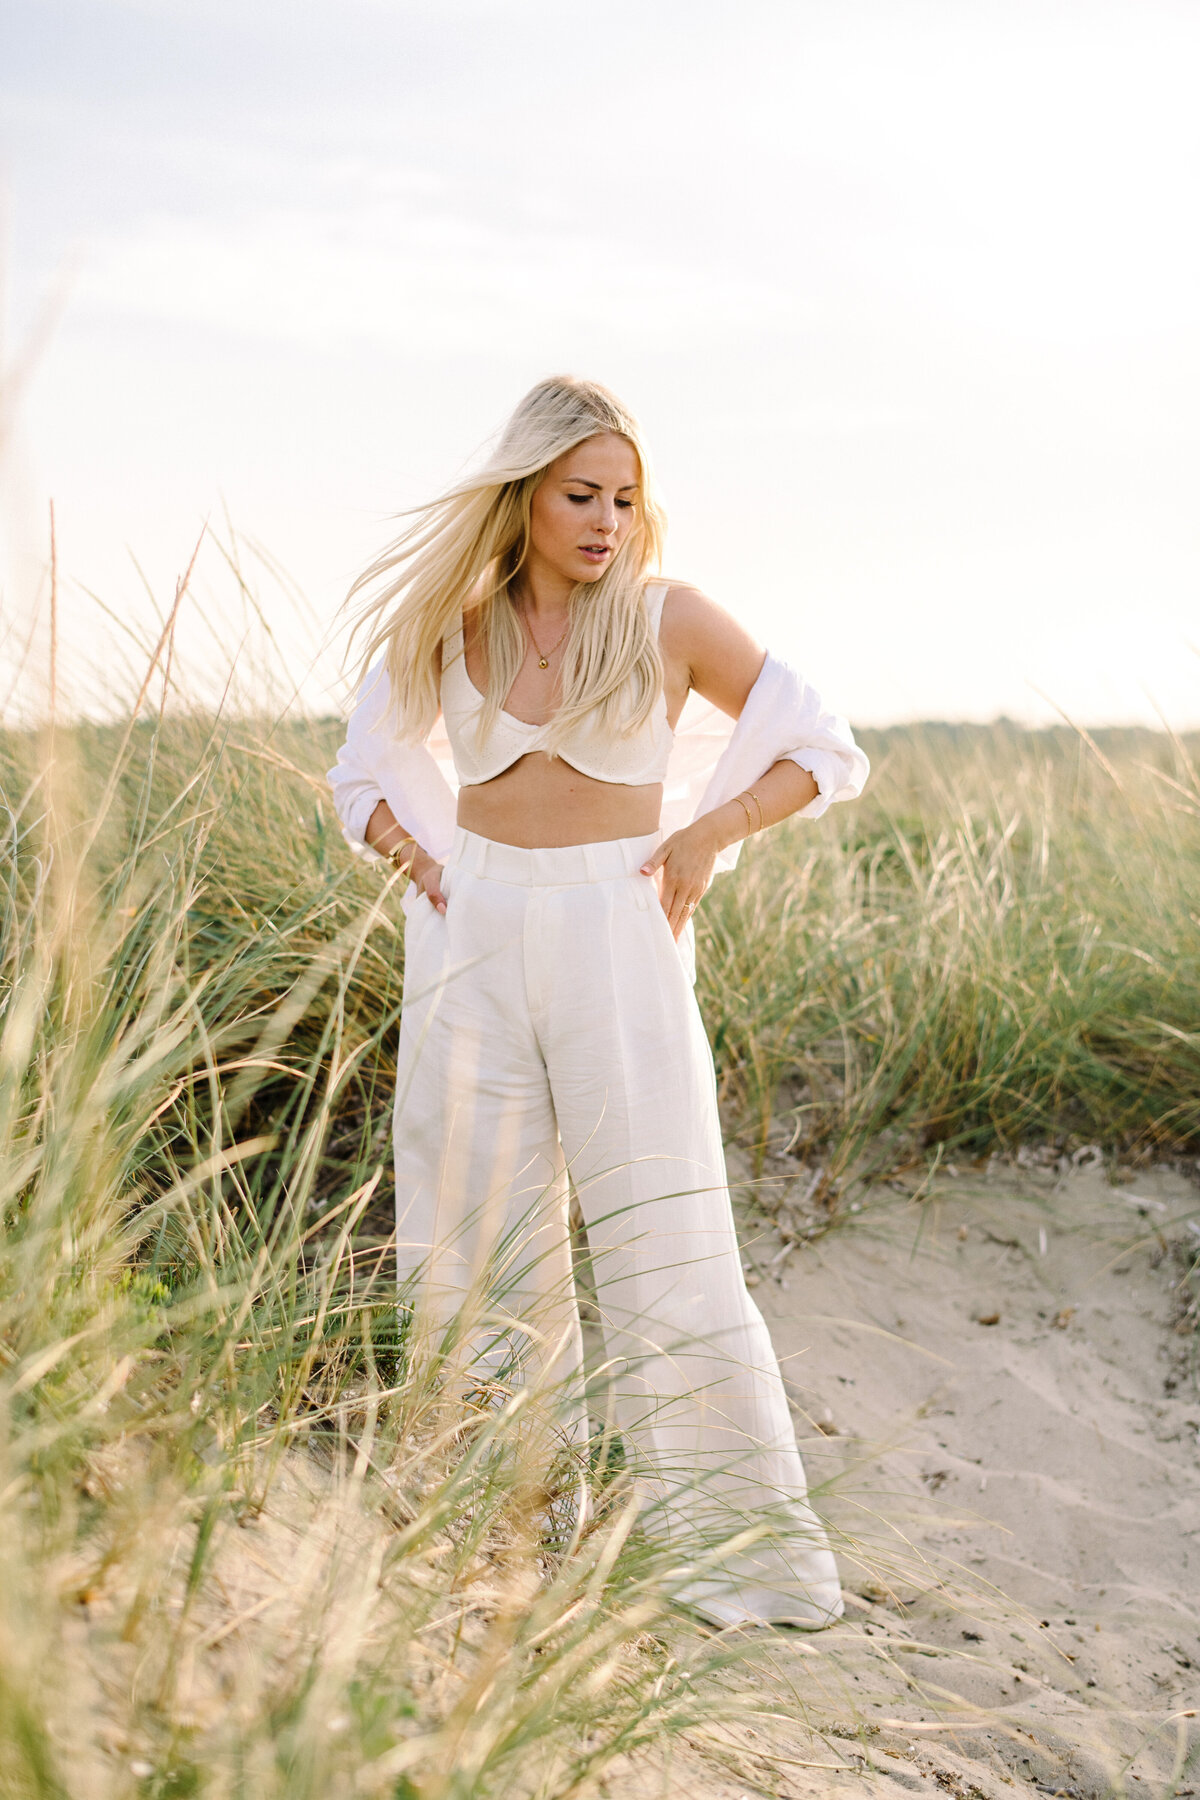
[{"left": 348, "top": 375, "right": 667, "bottom": 750}]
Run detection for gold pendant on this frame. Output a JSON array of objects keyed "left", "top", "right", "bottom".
[{"left": 538, "top": 657, "right": 548, "bottom": 668}]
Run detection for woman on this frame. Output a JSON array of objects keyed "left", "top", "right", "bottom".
[{"left": 328, "top": 376, "right": 868, "bottom": 1630}]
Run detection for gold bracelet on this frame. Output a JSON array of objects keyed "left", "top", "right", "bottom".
[
  {"left": 745, "top": 789, "right": 766, "bottom": 833},
  {"left": 385, "top": 835, "right": 418, "bottom": 877},
  {"left": 731, "top": 794, "right": 756, "bottom": 838}
]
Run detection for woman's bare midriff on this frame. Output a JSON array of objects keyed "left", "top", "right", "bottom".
[{"left": 455, "top": 752, "right": 663, "bottom": 849}]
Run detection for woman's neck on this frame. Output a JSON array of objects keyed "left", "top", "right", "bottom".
[{"left": 512, "top": 556, "right": 572, "bottom": 620}]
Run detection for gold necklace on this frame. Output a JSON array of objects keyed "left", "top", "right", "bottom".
[{"left": 519, "top": 605, "right": 570, "bottom": 669}]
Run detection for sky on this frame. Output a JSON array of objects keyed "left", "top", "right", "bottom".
[{"left": 2, "top": 0, "right": 1198, "bottom": 725}]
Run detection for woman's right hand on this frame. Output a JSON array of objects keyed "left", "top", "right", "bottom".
[{"left": 408, "top": 848, "right": 447, "bottom": 913}]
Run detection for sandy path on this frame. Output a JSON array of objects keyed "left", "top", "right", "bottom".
[{"left": 615, "top": 1159, "right": 1199, "bottom": 1799}]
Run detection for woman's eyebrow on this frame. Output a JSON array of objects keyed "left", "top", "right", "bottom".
[{"left": 561, "top": 477, "right": 640, "bottom": 492}]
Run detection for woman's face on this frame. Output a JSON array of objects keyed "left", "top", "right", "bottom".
[{"left": 526, "top": 432, "right": 640, "bottom": 590}]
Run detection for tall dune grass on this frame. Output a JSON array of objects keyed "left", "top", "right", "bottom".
[
  {"left": 702, "top": 718, "right": 1200, "bottom": 1198},
  {"left": 14, "top": 699, "right": 1191, "bottom": 1208},
  {"left": 0, "top": 688, "right": 763, "bottom": 1798},
  {"left": 2, "top": 587, "right": 1197, "bottom": 1792}
]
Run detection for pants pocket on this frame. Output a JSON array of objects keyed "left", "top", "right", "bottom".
[{"left": 632, "top": 874, "right": 697, "bottom": 982}]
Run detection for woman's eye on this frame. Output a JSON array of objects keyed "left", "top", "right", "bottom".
[
  {"left": 567, "top": 493, "right": 591, "bottom": 504},
  {"left": 616, "top": 498, "right": 635, "bottom": 510}
]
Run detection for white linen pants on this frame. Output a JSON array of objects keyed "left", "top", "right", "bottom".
[{"left": 393, "top": 826, "right": 842, "bottom": 1628}]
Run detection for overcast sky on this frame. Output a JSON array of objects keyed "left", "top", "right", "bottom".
[{"left": 2, "top": 0, "right": 1198, "bottom": 724}]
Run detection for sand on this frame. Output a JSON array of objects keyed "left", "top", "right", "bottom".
[{"left": 612, "top": 1155, "right": 1199, "bottom": 1799}]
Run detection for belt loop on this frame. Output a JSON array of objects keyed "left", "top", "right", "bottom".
[{"left": 583, "top": 843, "right": 598, "bottom": 883}]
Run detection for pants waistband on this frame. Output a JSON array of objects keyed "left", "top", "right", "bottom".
[{"left": 446, "top": 827, "right": 660, "bottom": 887}]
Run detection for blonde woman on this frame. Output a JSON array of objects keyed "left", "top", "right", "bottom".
[{"left": 329, "top": 376, "right": 868, "bottom": 1630}]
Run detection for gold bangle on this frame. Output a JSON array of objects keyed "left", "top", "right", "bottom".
[
  {"left": 746, "top": 789, "right": 766, "bottom": 833},
  {"left": 385, "top": 835, "right": 418, "bottom": 876},
  {"left": 731, "top": 794, "right": 755, "bottom": 838}
]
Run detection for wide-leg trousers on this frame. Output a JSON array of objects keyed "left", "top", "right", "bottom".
[{"left": 392, "top": 826, "right": 842, "bottom": 1628}]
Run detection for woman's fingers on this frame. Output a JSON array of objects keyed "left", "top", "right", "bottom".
[
  {"left": 655, "top": 867, "right": 677, "bottom": 926},
  {"left": 656, "top": 865, "right": 699, "bottom": 936},
  {"left": 420, "top": 863, "right": 447, "bottom": 913},
  {"left": 662, "top": 879, "right": 697, "bottom": 939},
  {"left": 643, "top": 832, "right": 711, "bottom": 936}
]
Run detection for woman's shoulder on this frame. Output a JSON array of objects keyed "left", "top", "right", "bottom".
[
  {"left": 653, "top": 580, "right": 768, "bottom": 706},
  {"left": 655, "top": 579, "right": 756, "bottom": 649},
  {"left": 652, "top": 577, "right": 711, "bottom": 630},
  {"left": 648, "top": 576, "right": 705, "bottom": 601}
]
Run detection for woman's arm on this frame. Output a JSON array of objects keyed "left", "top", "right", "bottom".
[
  {"left": 326, "top": 660, "right": 458, "bottom": 905},
  {"left": 643, "top": 760, "right": 819, "bottom": 934},
  {"left": 642, "top": 586, "right": 829, "bottom": 937},
  {"left": 364, "top": 800, "right": 447, "bottom": 912}
]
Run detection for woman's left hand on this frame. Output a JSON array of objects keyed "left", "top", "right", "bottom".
[{"left": 640, "top": 823, "right": 721, "bottom": 939}]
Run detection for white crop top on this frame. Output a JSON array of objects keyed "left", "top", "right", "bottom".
[{"left": 440, "top": 580, "right": 675, "bottom": 788}]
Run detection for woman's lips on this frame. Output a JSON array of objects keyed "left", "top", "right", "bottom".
[{"left": 579, "top": 545, "right": 611, "bottom": 562}]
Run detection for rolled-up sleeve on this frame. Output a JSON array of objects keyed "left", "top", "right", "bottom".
[
  {"left": 776, "top": 668, "right": 870, "bottom": 820},
  {"left": 326, "top": 663, "right": 460, "bottom": 865},
  {"left": 692, "top": 652, "right": 869, "bottom": 868}
]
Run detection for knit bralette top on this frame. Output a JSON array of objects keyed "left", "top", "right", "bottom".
[{"left": 440, "top": 580, "right": 674, "bottom": 788}]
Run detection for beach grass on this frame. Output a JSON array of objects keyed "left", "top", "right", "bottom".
[
  {"left": 12, "top": 698, "right": 1194, "bottom": 1203},
  {"left": 2, "top": 696, "right": 774, "bottom": 1799},
  {"left": 702, "top": 717, "right": 1200, "bottom": 1196},
  {"left": 2, "top": 640, "right": 1198, "bottom": 1794}
]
